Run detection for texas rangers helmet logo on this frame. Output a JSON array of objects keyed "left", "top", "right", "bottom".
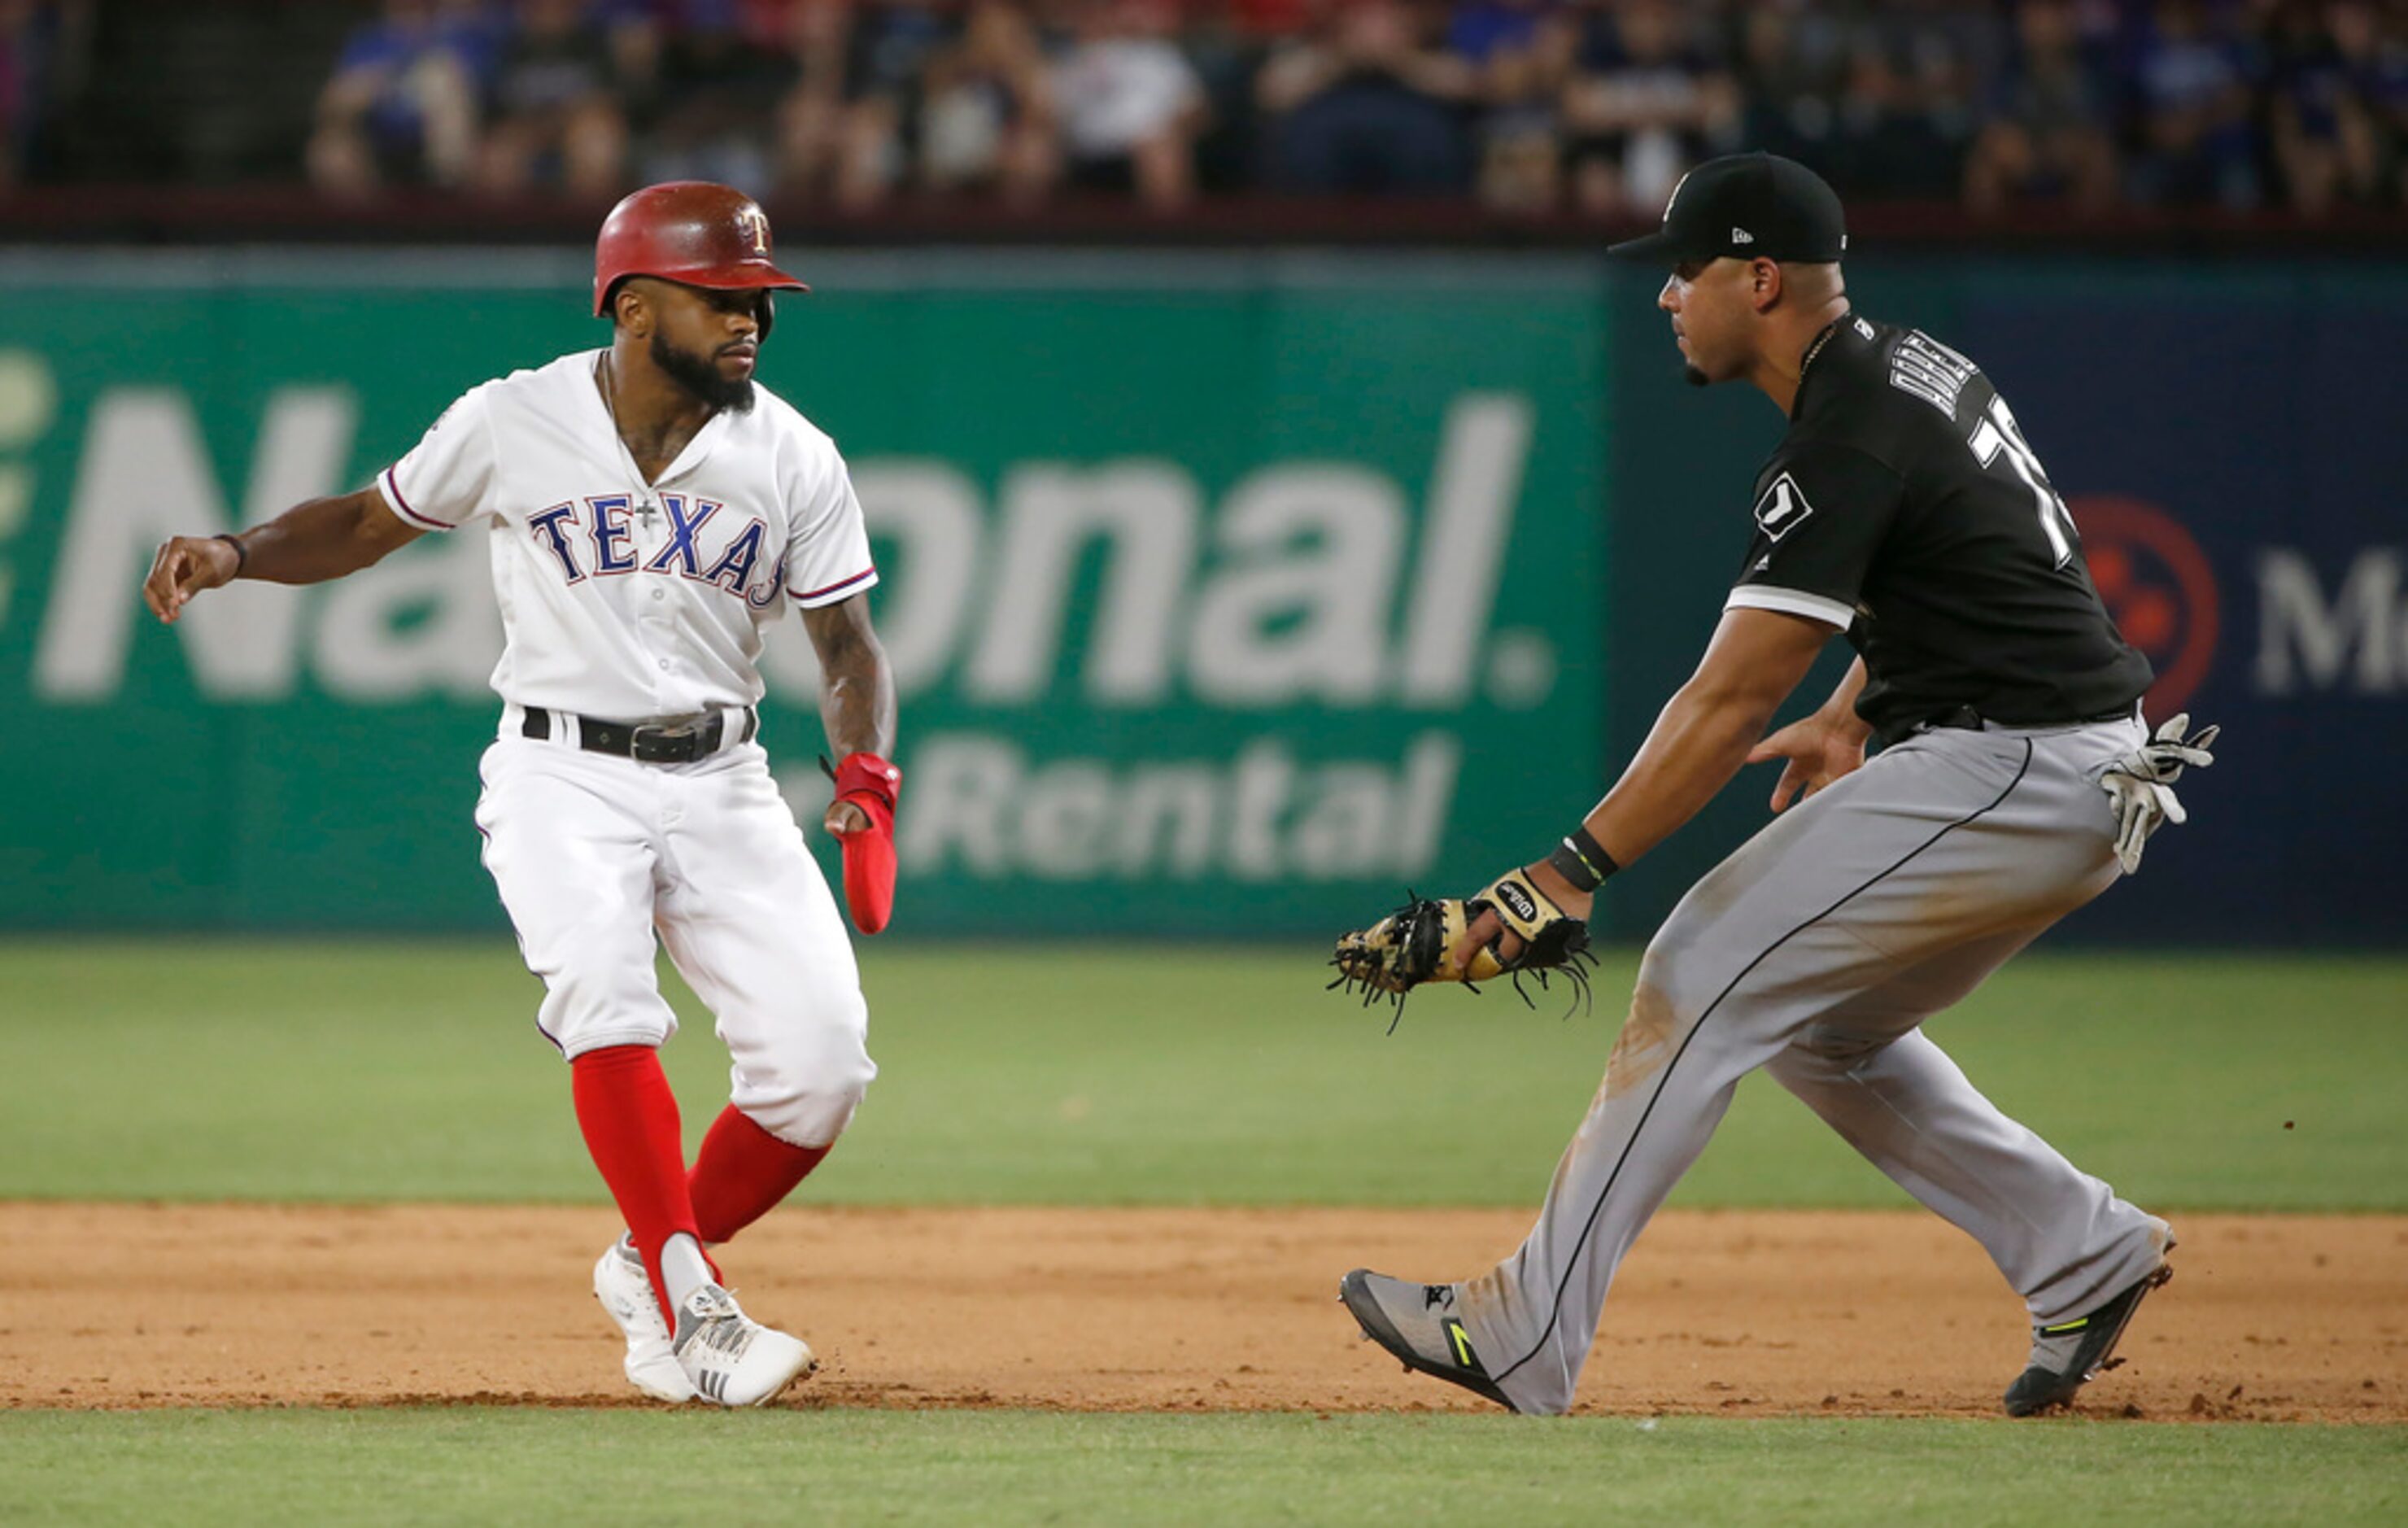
[
  {"left": 1752, "top": 473, "right": 1815, "bottom": 542},
  {"left": 735, "top": 206, "right": 770, "bottom": 255}
]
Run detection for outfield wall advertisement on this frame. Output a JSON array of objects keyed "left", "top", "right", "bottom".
[
  {"left": 0, "top": 256, "right": 1608, "bottom": 934},
  {"left": 0, "top": 252, "right": 2397, "bottom": 943}
]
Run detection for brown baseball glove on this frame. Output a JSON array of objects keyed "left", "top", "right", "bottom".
[{"left": 1328, "top": 868, "right": 1595, "bottom": 1027}]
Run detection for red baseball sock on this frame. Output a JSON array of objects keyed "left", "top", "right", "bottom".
[
  {"left": 688, "top": 1104, "right": 831, "bottom": 1245},
  {"left": 571, "top": 1045, "right": 714, "bottom": 1326}
]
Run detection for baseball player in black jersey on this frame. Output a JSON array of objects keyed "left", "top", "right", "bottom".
[{"left": 1339, "top": 153, "right": 2218, "bottom": 1417}]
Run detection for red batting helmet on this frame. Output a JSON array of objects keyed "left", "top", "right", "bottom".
[{"left": 592, "top": 181, "right": 809, "bottom": 320}]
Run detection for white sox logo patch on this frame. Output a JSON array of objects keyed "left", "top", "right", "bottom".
[{"left": 1753, "top": 473, "right": 1815, "bottom": 543}]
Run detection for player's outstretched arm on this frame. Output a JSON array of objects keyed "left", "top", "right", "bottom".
[
  {"left": 1570, "top": 606, "right": 1834, "bottom": 869},
  {"left": 142, "top": 487, "right": 425, "bottom": 624},
  {"left": 1447, "top": 608, "right": 1830, "bottom": 970}
]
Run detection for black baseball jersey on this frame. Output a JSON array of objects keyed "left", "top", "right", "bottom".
[{"left": 1726, "top": 313, "right": 2153, "bottom": 743}]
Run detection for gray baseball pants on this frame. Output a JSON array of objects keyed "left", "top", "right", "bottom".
[{"left": 1456, "top": 713, "right": 2172, "bottom": 1416}]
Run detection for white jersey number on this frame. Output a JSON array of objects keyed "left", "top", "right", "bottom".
[{"left": 1968, "top": 395, "right": 2079, "bottom": 569}]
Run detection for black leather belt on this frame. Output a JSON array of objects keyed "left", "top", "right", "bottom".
[
  {"left": 1921, "top": 703, "right": 1994, "bottom": 734},
  {"left": 520, "top": 705, "right": 757, "bottom": 763},
  {"left": 1891, "top": 701, "right": 2140, "bottom": 748}
]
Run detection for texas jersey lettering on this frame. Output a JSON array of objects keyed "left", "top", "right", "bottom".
[
  {"left": 378, "top": 351, "right": 875, "bottom": 721},
  {"left": 519, "top": 493, "right": 783, "bottom": 605}
]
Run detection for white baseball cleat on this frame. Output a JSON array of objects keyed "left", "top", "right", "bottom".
[
  {"left": 593, "top": 1236, "right": 699, "bottom": 1404},
  {"left": 672, "top": 1281, "right": 816, "bottom": 1407}
]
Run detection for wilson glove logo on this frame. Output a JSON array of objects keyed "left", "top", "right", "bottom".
[{"left": 1495, "top": 880, "right": 1539, "bottom": 921}]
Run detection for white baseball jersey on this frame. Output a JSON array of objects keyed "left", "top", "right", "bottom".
[{"left": 376, "top": 349, "right": 877, "bottom": 720}]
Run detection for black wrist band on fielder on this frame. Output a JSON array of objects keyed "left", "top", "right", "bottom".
[
  {"left": 1547, "top": 827, "right": 1619, "bottom": 894},
  {"left": 216, "top": 533, "right": 248, "bottom": 574}
]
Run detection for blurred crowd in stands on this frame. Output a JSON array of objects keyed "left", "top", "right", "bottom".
[{"left": 7, "top": 1, "right": 2408, "bottom": 218}]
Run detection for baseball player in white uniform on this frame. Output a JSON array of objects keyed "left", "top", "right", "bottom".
[{"left": 142, "top": 182, "right": 901, "bottom": 1408}]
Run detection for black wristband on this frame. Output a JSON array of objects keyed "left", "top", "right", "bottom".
[
  {"left": 1546, "top": 826, "right": 1620, "bottom": 895},
  {"left": 216, "top": 533, "right": 248, "bottom": 575}
]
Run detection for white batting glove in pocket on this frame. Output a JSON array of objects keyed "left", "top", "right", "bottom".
[{"left": 2099, "top": 712, "right": 2220, "bottom": 874}]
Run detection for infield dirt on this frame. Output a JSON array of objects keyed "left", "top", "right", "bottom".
[{"left": 5, "top": 1204, "right": 2401, "bottom": 1421}]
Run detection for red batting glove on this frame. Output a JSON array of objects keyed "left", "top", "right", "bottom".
[{"left": 826, "top": 751, "right": 900, "bottom": 934}]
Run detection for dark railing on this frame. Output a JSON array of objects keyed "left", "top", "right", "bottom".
[{"left": 7, "top": 183, "right": 2408, "bottom": 255}]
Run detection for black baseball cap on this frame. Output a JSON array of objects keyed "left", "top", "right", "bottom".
[{"left": 1607, "top": 152, "right": 1847, "bottom": 266}]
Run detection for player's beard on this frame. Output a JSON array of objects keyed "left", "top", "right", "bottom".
[
  {"left": 651, "top": 331, "right": 758, "bottom": 414},
  {"left": 1683, "top": 364, "right": 1712, "bottom": 387}
]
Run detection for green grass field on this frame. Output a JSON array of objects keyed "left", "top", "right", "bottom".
[
  {"left": 2, "top": 941, "right": 2401, "bottom": 1209},
  {"left": 1, "top": 1412, "right": 2401, "bottom": 1526},
  {"left": 4, "top": 941, "right": 2404, "bottom": 1526}
]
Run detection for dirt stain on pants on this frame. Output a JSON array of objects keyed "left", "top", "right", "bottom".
[{"left": 1602, "top": 980, "right": 1681, "bottom": 1102}]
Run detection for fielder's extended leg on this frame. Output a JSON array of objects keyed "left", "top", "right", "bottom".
[
  {"left": 1453, "top": 723, "right": 2140, "bottom": 1414},
  {"left": 1770, "top": 1013, "right": 2166, "bottom": 1326}
]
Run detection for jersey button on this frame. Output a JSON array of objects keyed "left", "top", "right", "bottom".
[
  {"left": 651, "top": 588, "right": 665, "bottom": 602},
  {"left": 657, "top": 658, "right": 670, "bottom": 671}
]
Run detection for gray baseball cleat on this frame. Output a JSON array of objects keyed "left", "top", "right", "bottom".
[
  {"left": 2003, "top": 1259, "right": 2174, "bottom": 1417},
  {"left": 1340, "top": 1269, "right": 1521, "bottom": 1413},
  {"left": 672, "top": 1281, "right": 816, "bottom": 1408}
]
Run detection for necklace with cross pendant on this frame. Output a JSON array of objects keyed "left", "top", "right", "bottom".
[{"left": 600, "top": 356, "right": 669, "bottom": 530}]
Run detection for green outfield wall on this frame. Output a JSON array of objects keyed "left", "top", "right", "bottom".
[
  {"left": 2, "top": 251, "right": 2399, "bottom": 942},
  {"left": 0, "top": 254, "right": 1609, "bottom": 935}
]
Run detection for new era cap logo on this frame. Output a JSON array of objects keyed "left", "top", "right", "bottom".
[
  {"left": 1731, "top": 227, "right": 1754, "bottom": 245},
  {"left": 1753, "top": 473, "right": 1815, "bottom": 542}
]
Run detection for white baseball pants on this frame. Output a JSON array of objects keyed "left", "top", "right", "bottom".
[{"left": 474, "top": 722, "right": 875, "bottom": 1149}]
